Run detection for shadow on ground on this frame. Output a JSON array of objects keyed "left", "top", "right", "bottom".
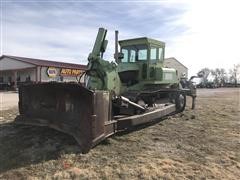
[{"left": 0, "top": 122, "right": 81, "bottom": 173}]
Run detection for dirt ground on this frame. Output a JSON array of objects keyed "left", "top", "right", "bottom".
[
  {"left": 0, "top": 91, "right": 18, "bottom": 111},
  {"left": 0, "top": 88, "right": 239, "bottom": 179}
]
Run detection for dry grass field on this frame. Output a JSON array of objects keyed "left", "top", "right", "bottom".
[{"left": 0, "top": 88, "right": 239, "bottom": 179}]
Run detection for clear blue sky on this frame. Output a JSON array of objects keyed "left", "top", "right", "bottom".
[{"left": 1, "top": 0, "right": 239, "bottom": 76}]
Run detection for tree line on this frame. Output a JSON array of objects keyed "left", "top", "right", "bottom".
[{"left": 196, "top": 64, "right": 240, "bottom": 87}]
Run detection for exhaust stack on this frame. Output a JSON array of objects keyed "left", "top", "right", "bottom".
[{"left": 114, "top": 30, "right": 120, "bottom": 63}]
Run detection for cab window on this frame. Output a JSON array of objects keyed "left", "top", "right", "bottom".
[
  {"left": 130, "top": 50, "right": 136, "bottom": 62},
  {"left": 158, "top": 47, "right": 163, "bottom": 60},
  {"left": 122, "top": 49, "right": 128, "bottom": 62},
  {"left": 150, "top": 48, "right": 157, "bottom": 60},
  {"left": 138, "top": 49, "right": 147, "bottom": 60},
  {"left": 121, "top": 45, "right": 147, "bottom": 62}
]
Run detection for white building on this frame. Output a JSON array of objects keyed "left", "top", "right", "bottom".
[
  {"left": 0, "top": 55, "right": 86, "bottom": 90},
  {"left": 164, "top": 57, "right": 188, "bottom": 79}
]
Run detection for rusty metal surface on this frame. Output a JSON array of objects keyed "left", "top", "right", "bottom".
[
  {"left": 15, "top": 83, "right": 112, "bottom": 153},
  {"left": 116, "top": 104, "right": 176, "bottom": 130}
]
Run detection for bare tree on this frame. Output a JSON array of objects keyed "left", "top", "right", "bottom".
[
  {"left": 219, "top": 68, "right": 228, "bottom": 85},
  {"left": 211, "top": 68, "right": 227, "bottom": 86},
  {"left": 197, "top": 68, "right": 210, "bottom": 86},
  {"left": 229, "top": 64, "right": 240, "bottom": 87}
]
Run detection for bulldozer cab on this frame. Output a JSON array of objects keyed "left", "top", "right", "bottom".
[
  {"left": 119, "top": 37, "right": 165, "bottom": 64},
  {"left": 117, "top": 38, "right": 167, "bottom": 85}
]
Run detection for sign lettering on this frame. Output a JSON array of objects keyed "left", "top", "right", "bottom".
[{"left": 60, "top": 68, "right": 83, "bottom": 76}]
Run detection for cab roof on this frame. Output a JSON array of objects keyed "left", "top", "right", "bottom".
[{"left": 119, "top": 37, "right": 165, "bottom": 47}]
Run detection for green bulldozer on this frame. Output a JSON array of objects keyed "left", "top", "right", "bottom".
[{"left": 15, "top": 28, "right": 196, "bottom": 153}]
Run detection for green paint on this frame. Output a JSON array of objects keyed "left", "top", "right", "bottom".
[{"left": 86, "top": 28, "right": 179, "bottom": 95}]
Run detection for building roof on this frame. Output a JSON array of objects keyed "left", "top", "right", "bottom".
[
  {"left": 0, "top": 55, "right": 87, "bottom": 70},
  {"left": 164, "top": 57, "right": 188, "bottom": 69}
]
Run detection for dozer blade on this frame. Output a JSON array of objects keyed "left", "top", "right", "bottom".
[{"left": 15, "top": 83, "right": 115, "bottom": 153}]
